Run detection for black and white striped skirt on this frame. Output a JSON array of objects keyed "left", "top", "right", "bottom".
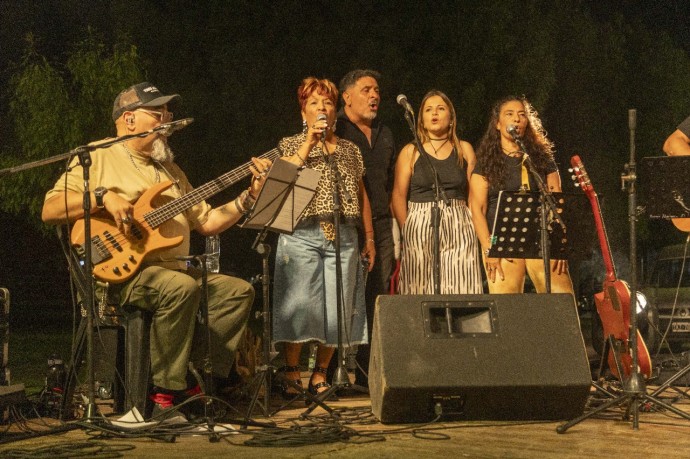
[{"left": 398, "top": 199, "right": 482, "bottom": 294}]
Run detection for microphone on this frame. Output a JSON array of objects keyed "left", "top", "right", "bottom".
[
  {"left": 506, "top": 124, "right": 520, "bottom": 140},
  {"left": 316, "top": 113, "right": 328, "bottom": 138},
  {"left": 507, "top": 124, "right": 529, "bottom": 158},
  {"left": 396, "top": 94, "right": 414, "bottom": 115},
  {"left": 158, "top": 117, "right": 194, "bottom": 136}
]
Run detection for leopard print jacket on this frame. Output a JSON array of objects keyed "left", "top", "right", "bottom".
[{"left": 278, "top": 132, "right": 364, "bottom": 225}]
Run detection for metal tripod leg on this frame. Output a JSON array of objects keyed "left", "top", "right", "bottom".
[{"left": 650, "top": 361, "right": 690, "bottom": 399}]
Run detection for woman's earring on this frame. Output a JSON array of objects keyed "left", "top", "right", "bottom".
[
  {"left": 332, "top": 119, "right": 337, "bottom": 132},
  {"left": 302, "top": 119, "right": 308, "bottom": 134}
]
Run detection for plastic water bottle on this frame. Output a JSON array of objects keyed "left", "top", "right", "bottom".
[
  {"left": 308, "top": 343, "right": 318, "bottom": 371},
  {"left": 205, "top": 235, "right": 220, "bottom": 273}
]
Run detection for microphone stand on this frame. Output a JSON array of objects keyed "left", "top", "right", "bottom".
[
  {"left": 401, "top": 108, "right": 449, "bottom": 294},
  {"left": 512, "top": 136, "right": 565, "bottom": 293},
  {"left": 0, "top": 125, "right": 175, "bottom": 423},
  {"left": 301, "top": 132, "right": 351, "bottom": 416},
  {"left": 557, "top": 109, "right": 690, "bottom": 433}
]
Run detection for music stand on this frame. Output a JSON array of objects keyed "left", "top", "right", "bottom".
[
  {"left": 639, "top": 155, "right": 690, "bottom": 398},
  {"left": 488, "top": 191, "right": 593, "bottom": 262},
  {"left": 639, "top": 155, "right": 690, "bottom": 220},
  {"left": 239, "top": 159, "right": 333, "bottom": 422}
]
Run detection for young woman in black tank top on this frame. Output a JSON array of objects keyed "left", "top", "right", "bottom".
[{"left": 391, "top": 90, "right": 482, "bottom": 294}]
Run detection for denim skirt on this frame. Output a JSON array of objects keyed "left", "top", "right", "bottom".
[{"left": 272, "top": 221, "right": 368, "bottom": 346}]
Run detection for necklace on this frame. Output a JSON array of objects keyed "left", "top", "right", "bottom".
[
  {"left": 429, "top": 138, "right": 449, "bottom": 156},
  {"left": 124, "top": 145, "right": 160, "bottom": 183}
]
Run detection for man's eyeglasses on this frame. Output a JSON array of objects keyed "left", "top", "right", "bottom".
[{"left": 138, "top": 108, "right": 173, "bottom": 123}]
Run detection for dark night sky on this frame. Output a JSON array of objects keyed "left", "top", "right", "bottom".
[{"left": 0, "top": 0, "right": 690, "bottom": 328}]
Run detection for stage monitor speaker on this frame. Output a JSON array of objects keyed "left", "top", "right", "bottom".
[{"left": 369, "top": 294, "right": 591, "bottom": 423}]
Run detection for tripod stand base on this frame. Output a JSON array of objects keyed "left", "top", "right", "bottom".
[{"left": 557, "top": 377, "right": 690, "bottom": 433}]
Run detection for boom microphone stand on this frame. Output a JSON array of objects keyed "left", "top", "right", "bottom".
[
  {"left": 509, "top": 129, "right": 565, "bottom": 293},
  {"left": 0, "top": 121, "right": 187, "bottom": 422},
  {"left": 557, "top": 109, "right": 690, "bottom": 433}
]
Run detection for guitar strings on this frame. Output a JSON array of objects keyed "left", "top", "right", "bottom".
[{"left": 93, "top": 148, "right": 282, "bottom": 270}]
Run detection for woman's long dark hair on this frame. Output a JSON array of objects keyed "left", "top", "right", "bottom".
[{"left": 475, "top": 96, "right": 555, "bottom": 188}]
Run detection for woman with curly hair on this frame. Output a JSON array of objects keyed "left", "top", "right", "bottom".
[
  {"left": 469, "top": 96, "right": 572, "bottom": 293},
  {"left": 391, "top": 90, "right": 482, "bottom": 294}
]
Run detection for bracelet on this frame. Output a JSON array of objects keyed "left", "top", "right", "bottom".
[
  {"left": 295, "top": 154, "right": 306, "bottom": 166},
  {"left": 235, "top": 190, "right": 256, "bottom": 216},
  {"left": 484, "top": 248, "right": 490, "bottom": 256},
  {"left": 366, "top": 238, "right": 375, "bottom": 244},
  {"left": 234, "top": 196, "right": 246, "bottom": 214}
]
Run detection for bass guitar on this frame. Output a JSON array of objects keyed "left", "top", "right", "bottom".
[
  {"left": 571, "top": 155, "right": 652, "bottom": 379},
  {"left": 71, "top": 148, "right": 281, "bottom": 284}
]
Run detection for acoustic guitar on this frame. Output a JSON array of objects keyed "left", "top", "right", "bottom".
[
  {"left": 571, "top": 155, "right": 652, "bottom": 379},
  {"left": 673, "top": 218, "right": 690, "bottom": 232},
  {"left": 71, "top": 148, "right": 281, "bottom": 284}
]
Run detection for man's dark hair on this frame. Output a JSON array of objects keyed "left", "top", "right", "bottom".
[{"left": 338, "top": 69, "right": 382, "bottom": 94}]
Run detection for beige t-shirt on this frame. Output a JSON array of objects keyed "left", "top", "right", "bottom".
[{"left": 45, "top": 142, "right": 211, "bottom": 270}]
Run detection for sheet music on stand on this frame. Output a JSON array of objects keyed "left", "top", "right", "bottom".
[
  {"left": 241, "top": 159, "right": 321, "bottom": 234},
  {"left": 639, "top": 155, "right": 690, "bottom": 219},
  {"left": 488, "top": 190, "right": 593, "bottom": 260}
]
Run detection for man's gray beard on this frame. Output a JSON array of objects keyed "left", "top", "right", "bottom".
[
  {"left": 363, "top": 110, "right": 377, "bottom": 121},
  {"left": 150, "top": 137, "right": 174, "bottom": 163}
]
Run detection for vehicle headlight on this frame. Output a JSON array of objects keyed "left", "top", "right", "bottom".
[{"left": 635, "top": 291, "right": 648, "bottom": 315}]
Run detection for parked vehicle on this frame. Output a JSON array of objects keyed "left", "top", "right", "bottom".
[{"left": 642, "top": 243, "right": 690, "bottom": 352}]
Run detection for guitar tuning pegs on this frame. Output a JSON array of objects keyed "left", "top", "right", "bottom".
[{"left": 568, "top": 167, "right": 574, "bottom": 173}]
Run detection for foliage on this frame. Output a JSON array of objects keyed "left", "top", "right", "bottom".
[{"left": 0, "top": 31, "right": 143, "bottom": 219}]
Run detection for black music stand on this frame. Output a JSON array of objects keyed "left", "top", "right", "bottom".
[
  {"left": 640, "top": 155, "right": 690, "bottom": 397},
  {"left": 488, "top": 191, "right": 592, "bottom": 263},
  {"left": 239, "top": 159, "right": 332, "bottom": 421},
  {"left": 639, "top": 155, "right": 690, "bottom": 220}
]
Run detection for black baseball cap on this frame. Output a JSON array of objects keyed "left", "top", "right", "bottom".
[{"left": 112, "top": 82, "right": 180, "bottom": 121}]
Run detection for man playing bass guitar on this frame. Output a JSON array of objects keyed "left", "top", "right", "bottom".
[{"left": 42, "top": 82, "right": 272, "bottom": 418}]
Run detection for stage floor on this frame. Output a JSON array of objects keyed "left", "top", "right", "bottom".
[{"left": 2, "top": 381, "right": 690, "bottom": 458}]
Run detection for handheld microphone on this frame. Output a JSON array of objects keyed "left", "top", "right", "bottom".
[
  {"left": 396, "top": 94, "right": 414, "bottom": 115},
  {"left": 316, "top": 114, "right": 328, "bottom": 138},
  {"left": 159, "top": 118, "right": 194, "bottom": 137}
]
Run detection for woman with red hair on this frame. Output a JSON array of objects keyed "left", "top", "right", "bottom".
[{"left": 272, "top": 77, "right": 375, "bottom": 398}]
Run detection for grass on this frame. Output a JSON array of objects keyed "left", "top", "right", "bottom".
[{"left": 8, "top": 321, "right": 74, "bottom": 393}]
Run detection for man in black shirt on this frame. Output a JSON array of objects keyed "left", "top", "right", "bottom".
[{"left": 336, "top": 69, "right": 397, "bottom": 389}]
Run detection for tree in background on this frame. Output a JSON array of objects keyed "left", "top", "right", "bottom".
[{"left": 0, "top": 31, "right": 143, "bottom": 219}]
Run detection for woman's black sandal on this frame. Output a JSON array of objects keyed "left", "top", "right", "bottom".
[
  {"left": 308, "top": 366, "right": 334, "bottom": 398},
  {"left": 279, "top": 365, "right": 303, "bottom": 400}
]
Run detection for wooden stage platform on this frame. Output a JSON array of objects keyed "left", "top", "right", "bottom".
[{"left": 2, "top": 382, "right": 690, "bottom": 458}]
